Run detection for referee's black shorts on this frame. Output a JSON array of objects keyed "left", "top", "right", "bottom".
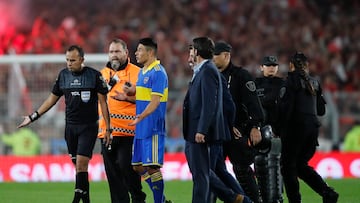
[{"left": 65, "top": 122, "right": 98, "bottom": 160}]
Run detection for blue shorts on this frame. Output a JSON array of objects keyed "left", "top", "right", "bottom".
[{"left": 131, "top": 134, "right": 165, "bottom": 167}]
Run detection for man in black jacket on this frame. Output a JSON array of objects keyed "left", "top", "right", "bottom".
[{"left": 213, "top": 41, "right": 265, "bottom": 203}]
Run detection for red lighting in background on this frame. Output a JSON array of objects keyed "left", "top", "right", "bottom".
[{"left": 0, "top": 0, "right": 31, "bottom": 55}]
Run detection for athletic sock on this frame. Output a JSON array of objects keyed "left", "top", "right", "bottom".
[
  {"left": 142, "top": 171, "right": 153, "bottom": 190},
  {"left": 73, "top": 172, "right": 90, "bottom": 203},
  {"left": 150, "top": 171, "right": 164, "bottom": 203}
]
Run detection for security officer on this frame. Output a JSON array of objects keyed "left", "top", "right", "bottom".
[
  {"left": 98, "top": 39, "right": 146, "bottom": 203},
  {"left": 213, "top": 41, "right": 265, "bottom": 203},
  {"left": 255, "top": 55, "right": 284, "bottom": 203},
  {"left": 279, "top": 52, "right": 338, "bottom": 203}
]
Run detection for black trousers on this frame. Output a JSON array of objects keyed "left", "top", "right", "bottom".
[
  {"left": 223, "top": 137, "right": 262, "bottom": 203},
  {"left": 101, "top": 136, "right": 146, "bottom": 203},
  {"left": 281, "top": 116, "right": 329, "bottom": 203}
]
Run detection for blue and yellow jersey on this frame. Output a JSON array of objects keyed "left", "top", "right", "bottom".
[{"left": 135, "top": 60, "right": 168, "bottom": 139}]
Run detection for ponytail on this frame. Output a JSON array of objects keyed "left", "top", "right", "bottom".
[{"left": 299, "top": 69, "right": 316, "bottom": 95}]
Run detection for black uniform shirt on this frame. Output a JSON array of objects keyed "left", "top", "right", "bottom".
[
  {"left": 221, "top": 62, "right": 264, "bottom": 135},
  {"left": 52, "top": 66, "right": 108, "bottom": 124},
  {"left": 255, "top": 76, "right": 284, "bottom": 134}
]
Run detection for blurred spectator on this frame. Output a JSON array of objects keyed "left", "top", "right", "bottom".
[
  {"left": 0, "top": 123, "right": 41, "bottom": 156},
  {"left": 343, "top": 120, "right": 360, "bottom": 152}
]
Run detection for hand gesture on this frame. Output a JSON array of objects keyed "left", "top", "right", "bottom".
[
  {"left": 128, "top": 115, "right": 142, "bottom": 126},
  {"left": 111, "top": 90, "right": 127, "bottom": 101},
  {"left": 17, "top": 116, "right": 31, "bottom": 128},
  {"left": 123, "top": 82, "right": 136, "bottom": 96}
]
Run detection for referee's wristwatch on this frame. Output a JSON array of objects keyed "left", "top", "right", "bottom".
[{"left": 106, "top": 128, "right": 113, "bottom": 133}]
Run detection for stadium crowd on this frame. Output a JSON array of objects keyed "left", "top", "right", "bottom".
[{"left": 1, "top": 0, "right": 360, "bottom": 154}]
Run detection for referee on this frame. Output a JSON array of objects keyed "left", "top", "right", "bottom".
[{"left": 18, "top": 45, "right": 111, "bottom": 203}]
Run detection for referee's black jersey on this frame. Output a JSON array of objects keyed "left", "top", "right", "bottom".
[{"left": 52, "top": 66, "right": 108, "bottom": 124}]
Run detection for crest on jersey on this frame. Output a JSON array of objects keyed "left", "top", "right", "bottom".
[
  {"left": 143, "top": 77, "right": 149, "bottom": 84},
  {"left": 81, "top": 91, "right": 91, "bottom": 103},
  {"left": 279, "top": 87, "right": 286, "bottom": 98},
  {"left": 245, "top": 81, "right": 256, "bottom": 92}
]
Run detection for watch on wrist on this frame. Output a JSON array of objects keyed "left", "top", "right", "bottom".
[{"left": 106, "top": 128, "right": 113, "bottom": 133}]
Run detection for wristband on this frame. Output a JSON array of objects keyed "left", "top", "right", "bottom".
[
  {"left": 106, "top": 128, "right": 113, "bottom": 133},
  {"left": 29, "top": 111, "right": 40, "bottom": 122}
]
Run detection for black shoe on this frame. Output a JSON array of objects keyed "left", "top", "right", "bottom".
[{"left": 322, "top": 188, "right": 339, "bottom": 203}]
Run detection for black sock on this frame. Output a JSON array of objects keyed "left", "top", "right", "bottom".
[{"left": 73, "top": 172, "right": 90, "bottom": 203}]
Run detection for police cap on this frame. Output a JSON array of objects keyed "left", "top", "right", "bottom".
[
  {"left": 214, "top": 41, "right": 232, "bottom": 55},
  {"left": 262, "top": 56, "right": 278, "bottom": 66}
]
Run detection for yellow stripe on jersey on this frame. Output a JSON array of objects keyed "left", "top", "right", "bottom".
[
  {"left": 136, "top": 86, "right": 168, "bottom": 102},
  {"left": 142, "top": 60, "right": 161, "bottom": 74},
  {"left": 152, "top": 134, "right": 158, "bottom": 165}
]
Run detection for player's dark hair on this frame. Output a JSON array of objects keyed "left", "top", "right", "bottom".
[
  {"left": 139, "top": 37, "right": 157, "bottom": 53},
  {"left": 192, "top": 37, "right": 215, "bottom": 59},
  {"left": 67, "top": 45, "right": 84, "bottom": 57},
  {"left": 291, "top": 52, "right": 316, "bottom": 95}
]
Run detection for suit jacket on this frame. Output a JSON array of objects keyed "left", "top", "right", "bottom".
[
  {"left": 221, "top": 74, "right": 236, "bottom": 141},
  {"left": 183, "top": 60, "right": 225, "bottom": 143}
]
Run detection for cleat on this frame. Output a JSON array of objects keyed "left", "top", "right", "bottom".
[{"left": 322, "top": 188, "right": 339, "bottom": 203}]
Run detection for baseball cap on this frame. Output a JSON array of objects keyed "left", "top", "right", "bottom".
[
  {"left": 214, "top": 41, "right": 232, "bottom": 55},
  {"left": 262, "top": 56, "right": 278, "bottom": 66}
]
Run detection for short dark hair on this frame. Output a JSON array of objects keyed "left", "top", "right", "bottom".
[
  {"left": 139, "top": 37, "right": 157, "bottom": 52},
  {"left": 110, "top": 38, "right": 128, "bottom": 50},
  {"left": 67, "top": 45, "right": 84, "bottom": 57},
  {"left": 192, "top": 37, "right": 215, "bottom": 59}
]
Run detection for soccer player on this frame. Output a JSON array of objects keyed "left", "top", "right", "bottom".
[{"left": 125, "top": 37, "right": 171, "bottom": 203}]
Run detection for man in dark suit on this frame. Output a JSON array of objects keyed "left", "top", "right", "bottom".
[
  {"left": 183, "top": 37, "right": 250, "bottom": 203},
  {"left": 183, "top": 36, "right": 225, "bottom": 203}
]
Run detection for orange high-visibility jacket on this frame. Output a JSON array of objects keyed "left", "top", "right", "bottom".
[{"left": 98, "top": 61, "right": 140, "bottom": 138}]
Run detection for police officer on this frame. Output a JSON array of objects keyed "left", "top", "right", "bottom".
[
  {"left": 255, "top": 56, "right": 284, "bottom": 203},
  {"left": 279, "top": 52, "right": 338, "bottom": 203},
  {"left": 213, "top": 41, "right": 265, "bottom": 203}
]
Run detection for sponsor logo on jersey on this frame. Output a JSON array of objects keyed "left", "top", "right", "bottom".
[
  {"left": 71, "top": 91, "right": 80, "bottom": 96},
  {"left": 70, "top": 79, "right": 81, "bottom": 86}
]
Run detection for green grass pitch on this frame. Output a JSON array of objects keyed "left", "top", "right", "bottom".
[{"left": 0, "top": 179, "right": 358, "bottom": 202}]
